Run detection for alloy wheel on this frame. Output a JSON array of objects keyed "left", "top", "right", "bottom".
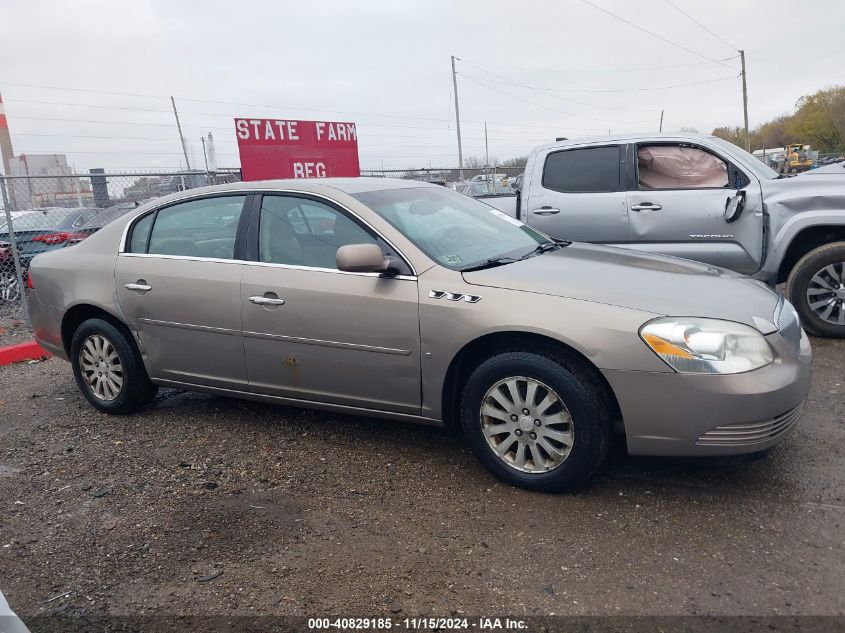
[
  {"left": 807, "top": 262, "right": 845, "bottom": 326},
  {"left": 79, "top": 334, "right": 124, "bottom": 401},
  {"left": 0, "top": 270, "right": 20, "bottom": 302},
  {"left": 480, "top": 376, "right": 574, "bottom": 473}
]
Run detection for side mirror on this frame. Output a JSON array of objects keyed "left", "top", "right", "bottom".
[
  {"left": 336, "top": 243, "right": 390, "bottom": 273},
  {"left": 724, "top": 190, "right": 746, "bottom": 223}
]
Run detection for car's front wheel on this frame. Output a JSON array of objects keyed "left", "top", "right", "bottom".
[
  {"left": 460, "top": 350, "right": 612, "bottom": 492},
  {"left": 786, "top": 241, "right": 845, "bottom": 338},
  {"left": 70, "top": 318, "right": 157, "bottom": 414}
]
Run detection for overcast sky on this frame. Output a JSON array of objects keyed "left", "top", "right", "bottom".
[{"left": 1, "top": 0, "right": 843, "bottom": 171}]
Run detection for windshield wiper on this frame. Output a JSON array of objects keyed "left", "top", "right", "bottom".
[
  {"left": 460, "top": 240, "right": 569, "bottom": 273},
  {"left": 460, "top": 257, "right": 521, "bottom": 272}
]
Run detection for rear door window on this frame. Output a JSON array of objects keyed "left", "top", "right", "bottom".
[
  {"left": 542, "top": 146, "right": 621, "bottom": 193},
  {"left": 132, "top": 195, "right": 246, "bottom": 258}
]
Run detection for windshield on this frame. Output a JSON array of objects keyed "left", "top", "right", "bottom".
[
  {"left": 708, "top": 136, "right": 780, "bottom": 180},
  {"left": 353, "top": 186, "right": 550, "bottom": 270}
]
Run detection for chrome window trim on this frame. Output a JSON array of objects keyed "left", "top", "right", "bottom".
[
  {"left": 118, "top": 187, "right": 418, "bottom": 276},
  {"left": 118, "top": 252, "right": 416, "bottom": 281}
]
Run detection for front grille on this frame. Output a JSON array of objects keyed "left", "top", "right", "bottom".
[
  {"left": 775, "top": 296, "right": 802, "bottom": 355},
  {"left": 696, "top": 402, "right": 804, "bottom": 446}
]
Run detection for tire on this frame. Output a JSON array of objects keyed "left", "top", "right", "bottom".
[
  {"left": 70, "top": 318, "right": 157, "bottom": 414},
  {"left": 460, "top": 350, "right": 612, "bottom": 492},
  {"left": 786, "top": 241, "right": 845, "bottom": 338}
]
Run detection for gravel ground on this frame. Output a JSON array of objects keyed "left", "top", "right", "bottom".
[
  {"left": 0, "top": 337, "right": 843, "bottom": 621},
  {"left": 0, "top": 310, "right": 31, "bottom": 348}
]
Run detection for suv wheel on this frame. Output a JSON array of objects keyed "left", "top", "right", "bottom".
[
  {"left": 786, "top": 241, "right": 845, "bottom": 338},
  {"left": 460, "top": 350, "right": 612, "bottom": 492},
  {"left": 70, "top": 318, "right": 158, "bottom": 414}
]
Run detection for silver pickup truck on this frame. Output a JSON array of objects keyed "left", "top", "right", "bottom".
[{"left": 486, "top": 133, "right": 845, "bottom": 338}]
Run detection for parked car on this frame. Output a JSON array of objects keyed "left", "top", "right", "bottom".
[
  {"left": 27, "top": 179, "right": 811, "bottom": 491},
  {"left": 483, "top": 133, "right": 845, "bottom": 338},
  {"left": 0, "top": 206, "right": 102, "bottom": 301},
  {"left": 65, "top": 202, "right": 142, "bottom": 245}
]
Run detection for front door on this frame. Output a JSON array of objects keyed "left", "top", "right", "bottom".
[
  {"left": 240, "top": 194, "right": 421, "bottom": 414},
  {"left": 115, "top": 194, "right": 250, "bottom": 389},
  {"left": 525, "top": 144, "right": 629, "bottom": 244},
  {"left": 625, "top": 142, "right": 765, "bottom": 274}
]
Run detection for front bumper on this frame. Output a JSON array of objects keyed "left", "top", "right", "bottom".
[{"left": 602, "top": 328, "right": 813, "bottom": 456}]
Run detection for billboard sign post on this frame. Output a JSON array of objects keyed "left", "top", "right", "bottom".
[{"left": 234, "top": 118, "right": 360, "bottom": 181}]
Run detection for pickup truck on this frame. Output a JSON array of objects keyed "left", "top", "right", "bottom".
[{"left": 484, "top": 133, "right": 845, "bottom": 338}]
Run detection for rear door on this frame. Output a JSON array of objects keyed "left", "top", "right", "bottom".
[
  {"left": 115, "top": 194, "right": 250, "bottom": 389},
  {"left": 625, "top": 142, "right": 764, "bottom": 274},
  {"left": 524, "top": 145, "right": 629, "bottom": 244}
]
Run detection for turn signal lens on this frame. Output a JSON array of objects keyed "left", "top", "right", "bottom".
[{"left": 640, "top": 317, "right": 774, "bottom": 374}]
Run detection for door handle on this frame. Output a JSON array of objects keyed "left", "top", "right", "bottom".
[
  {"left": 630, "top": 203, "right": 662, "bottom": 211},
  {"left": 533, "top": 206, "right": 560, "bottom": 215},
  {"left": 249, "top": 295, "right": 286, "bottom": 306},
  {"left": 124, "top": 282, "right": 151, "bottom": 293}
]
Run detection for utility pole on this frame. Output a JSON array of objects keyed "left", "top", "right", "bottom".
[
  {"left": 484, "top": 122, "right": 489, "bottom": 167},
  {"left": 201, "top": 136, "right": 209, "bottom": 172},
  {"left": 451, "top": 56, "right": 464, "bottom": 179},
  {"left": 740, "top": 50, "right": 750, "bottom": 152},
  {"left": 171, "top": 96, "right": 191, "bottom": 170},
  {"left": 659, "top": 110, "right": 664, "bottom": 132}
]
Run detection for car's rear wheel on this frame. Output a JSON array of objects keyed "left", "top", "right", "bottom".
[
  {"left": 0, "top": 269, "right": 20, "bottom": 302},
  {"left": 460, "top": 350, "right": 612, "bottom": 492},
  {"left": 70, "top": 318, "right": 157, "bottom": 414},
  {"left": 786, "top": 241, "right": 845, "bottom": 338}
]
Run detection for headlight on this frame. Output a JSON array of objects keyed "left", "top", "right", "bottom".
[{"left": 640, "top": 317, "right": 773, "bottom": 374}]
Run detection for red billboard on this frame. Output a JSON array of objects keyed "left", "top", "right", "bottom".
[{"left": 234, "top": 118, "right": 360, "bottom": 181}]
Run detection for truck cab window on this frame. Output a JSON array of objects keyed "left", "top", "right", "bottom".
[{"left": 542, "top": 146, "right": 620, "bottom": 193}]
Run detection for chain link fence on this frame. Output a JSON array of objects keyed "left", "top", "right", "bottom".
[
  {"left": 0, "top": 169, "right": 243, "bottom": 330},
  {"left": 0, "top": 165, "right": 521, "bottom": 336}
]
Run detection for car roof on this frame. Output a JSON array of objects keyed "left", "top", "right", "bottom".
[
  {"left": 173, "top": 177, "right": 435, "bottom": 197},
  {"left": 534, "top": 132, "right": 718, "bottom": 152}
]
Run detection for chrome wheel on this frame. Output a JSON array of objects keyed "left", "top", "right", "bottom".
[
  {"left": 79, "top": 335, "right": 124, "bottom": 401},
  {"left": 0, "top": 270, "right": 19, "bottom": 301},
  {"left": 807, "top": 262, "right": 845, "bottom": 326},
  {"left": 480, "top": 376, "right": 574, "bottom": 473}
]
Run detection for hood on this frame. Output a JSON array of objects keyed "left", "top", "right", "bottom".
[{"left": 462, "top": 243, "right": 780, "bottom": 329}]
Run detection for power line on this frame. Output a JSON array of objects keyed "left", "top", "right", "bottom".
[
  {"left": 461, "top": 72, "right": 739, "bottom": 94},
  {"left": 458, "top": 56, "right": 739, "bottom": 74},
  {"left": 578, "top": 0, "right": 736, "bottom": 69},
  {"left": 662, "top": 0, "right": 739, "bottom": 52},
  {"left": 459, "top": 60, "right": 657, "bottom": 114},
  {"left": 459, "top": 74, "right": 645, "bottom": 127}
]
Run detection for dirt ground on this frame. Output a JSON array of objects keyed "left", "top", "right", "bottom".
[{"left": 0, "top": 337, "right": 843, "bottom": 622}]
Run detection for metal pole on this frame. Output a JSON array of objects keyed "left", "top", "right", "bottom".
[
  {"left": 171, "top": 96, "right": 191, "bottom": 170},
  {"left": 201, "top": 137, "right": 209, "bottom": 170},
  {"left": 2, "top": 201, "right": 29, "bottom": 322},
  {"left": 740, "top": 50, "right": 750, "bottom": 152},
  {"left": 659, "top": 110, "right": 664, "bottom": 132},
  {"left": 451, "top": 56, "right": 464, "bottom": 179}
]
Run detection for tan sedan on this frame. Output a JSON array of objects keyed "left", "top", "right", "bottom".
[{"left": 27, "top": 179, "right": 811, "bottom": 491}]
